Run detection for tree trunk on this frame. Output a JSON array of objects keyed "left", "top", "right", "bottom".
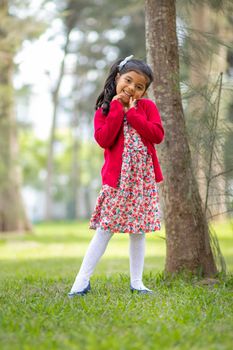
[
  {"left": 68, "top": 126, "right": 80, "bottom": 220},
  {"left": 44, "top": 29, "right": 71, "bottom": 220},
  {"left": 145, "top": 0, "right": 217, "bottom": 276},
  {"left": 0, "top": 2, "right": 31, "bottom": 232}
]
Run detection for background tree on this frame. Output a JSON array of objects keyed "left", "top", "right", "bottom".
[
  {"left": 43, "top": 0, "right": 146, "bottom": 219},
  {"left": 145, "top": 0, "right": 218, "bottom": 276},
  {"left": 0, "top": 0, "right": 43, "bottom": 232}
]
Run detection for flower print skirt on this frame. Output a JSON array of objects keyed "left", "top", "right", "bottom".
[{"left": 89, "top": 118, "right": 161, "bottom": 234}]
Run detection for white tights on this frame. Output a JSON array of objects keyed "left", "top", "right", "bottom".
[{"left": 70, "top": 227, "right": 151, "bottom": 293}]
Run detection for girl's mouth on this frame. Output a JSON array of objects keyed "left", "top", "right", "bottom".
[{"left": 123, "top": 90, "right": 132, "bottom": 98}]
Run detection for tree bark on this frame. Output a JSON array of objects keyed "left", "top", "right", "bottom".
[
  {"left": 0, "top": 2, "right": 31, "bottom": 232},
  {"left": 145, "top": 0, "right": 217, "bottom": 276}
]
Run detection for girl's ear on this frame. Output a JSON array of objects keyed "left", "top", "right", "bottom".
[
  {"left": 142, "top": 90, "right": 148, "bottom": 98},
  {"left": 141, "top": 89, "right": 148, "bottom": 98},
  {"left": 115, "top": 73, "right": 120, "bottom": 83}
]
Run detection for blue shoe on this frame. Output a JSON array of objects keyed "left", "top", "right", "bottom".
[
  {"left": 130, "top": 285, "right": 153, "bottom": 294},
  {"left": 68, "top": 282, "right": 91, "bottom": 298}
]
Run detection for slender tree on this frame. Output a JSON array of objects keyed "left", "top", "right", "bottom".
[
  {"left": 44, "top": 0, "right": 97, "bottom": 220},
  {"left": 145, "top": 0, "right": 217, "bottom": 276},
  {"left": 45, "top": 28, "right": 72, "bottom": 220},
  {"left": 44, "top": 0, "right": 144, "bottom": 219},
  {"left": 0, "top": 1, "right": 32, "bottom": 232}
]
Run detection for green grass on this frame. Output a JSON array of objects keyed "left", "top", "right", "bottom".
[{"left": 0, "top": 220, "right": 233, "bottom": 350}]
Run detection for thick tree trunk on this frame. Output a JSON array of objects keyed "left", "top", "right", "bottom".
[
  {"left": 0, "top": 2, "right": 31, "bottom": 232},
  {"left": 145, "top": 0, "right": 217, "bottom": 276}
]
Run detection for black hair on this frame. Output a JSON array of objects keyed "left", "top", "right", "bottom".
[{"left": 95, "top": 58, "right": 154, "bottom": 115}]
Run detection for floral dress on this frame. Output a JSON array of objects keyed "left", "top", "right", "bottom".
[{"left": 89, "top": 117, "right": 161, "bottom": 234}]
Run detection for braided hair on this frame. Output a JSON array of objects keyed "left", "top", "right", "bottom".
[{"left": 95, "top": 58, "right": 154, "bottom": 115}]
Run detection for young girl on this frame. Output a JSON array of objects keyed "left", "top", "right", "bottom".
[{"left": 68, "top": 55, "right": 164, "bottom": 297}]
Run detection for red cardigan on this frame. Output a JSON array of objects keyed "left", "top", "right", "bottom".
[{"left": 94, "top": 98, "right": 164, "bottom": 188}]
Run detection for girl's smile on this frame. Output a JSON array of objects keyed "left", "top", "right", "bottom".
[{"left": 115, "top": 71, "right": 148, "bottom": 106}]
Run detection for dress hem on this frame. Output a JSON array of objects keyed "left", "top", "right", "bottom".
[{"left": 89, "top": 224, "right": 161, "bottom": 234}]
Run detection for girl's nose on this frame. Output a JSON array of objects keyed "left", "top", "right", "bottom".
[{"left": 128, "top": 83, "right": 135, "bottom": 92}]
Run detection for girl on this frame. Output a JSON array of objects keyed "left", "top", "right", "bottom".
[{"left": 68, "top": 55, "right": 164, "bottom": 297}]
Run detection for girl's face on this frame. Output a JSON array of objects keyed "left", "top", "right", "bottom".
[{"left": 115, "top": 71, "right": 148, "bottom": 106}]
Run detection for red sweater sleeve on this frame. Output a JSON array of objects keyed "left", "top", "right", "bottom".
[
  {"left": 126, "top": 99, "right": 164, "bottom": 144},
  {"left": 94, "top": 100, "right": 124, "bottom": 148}
]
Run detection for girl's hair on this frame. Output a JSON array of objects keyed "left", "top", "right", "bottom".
[{"left": 95, "top": 58, "right": 154, "bottom": 115}]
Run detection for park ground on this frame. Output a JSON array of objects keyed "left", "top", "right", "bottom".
[{"left": 0, "top": 220, "right": 233, "bottom": 350}]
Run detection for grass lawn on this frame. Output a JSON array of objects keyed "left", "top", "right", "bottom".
[{"left": 0, "top": 220, "right": 233, "bottom": 350}]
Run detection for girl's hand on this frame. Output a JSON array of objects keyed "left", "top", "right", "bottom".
[
  {"left": 112, "top": 94, "right": 137, "bottom": 112},
  {"left": 112, "top": 93, "right": 129, "bottom": 112},
  {"left": 128, "top": 96, "right": 137, "bottom": 109},
  {"left": 124, "top": 97, "right": 137, "bottom": 112},
  {"left": 112, "top": 93, "right": 125, "bottom": 105}
]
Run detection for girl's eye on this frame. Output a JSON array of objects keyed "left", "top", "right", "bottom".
[{"left": 137, "top": 86, "right": 143, "bottom": 90}]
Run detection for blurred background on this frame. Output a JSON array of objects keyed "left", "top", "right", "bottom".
[{"left": 1, "top": 0, "right": 233, "bottom": 225}]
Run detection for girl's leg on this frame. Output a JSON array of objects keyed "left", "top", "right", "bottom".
[
  {"left": 70, "top": 227, "right": 113, "bottom": 293},
  {"left": 129, "top": 233, "right": 152, "bottom": 291}
]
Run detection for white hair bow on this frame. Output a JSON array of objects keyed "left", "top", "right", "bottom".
[{"left": 118, "top": 55, "right": 134, "bottom": 70}]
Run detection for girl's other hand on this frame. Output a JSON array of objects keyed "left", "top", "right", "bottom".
[
  {"left": 112, "top": 94, "right": 137, "bottom": 112},
  {"left": 128, "top": 96, "right": 137, "bottom": 110},
  {"left": 124, "top": 97, "right": 137, "bottom": 112},
  {"left": 112, "top": 93, "right": 125, "bottom": 105}
]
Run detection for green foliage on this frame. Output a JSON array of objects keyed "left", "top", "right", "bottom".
[
  {"left": 19, "top": 130, "right": 48, "bottom": 189},
  {"left": 19, "top": 129, "right": 103, "bottom": 196},
  {"left": 0, "top": 1, "right": 46, "bottom": 55},
  {"left": 0, "top": 220, "right": 233, "bottom": 349}
]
